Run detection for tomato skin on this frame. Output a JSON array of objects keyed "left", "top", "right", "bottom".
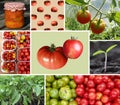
[
  {"left": 90, "top": 19, "right": 106, "bottom": 34},
  {"left": 76, "top": 10, "right": 91, "bottom": 24},
  {"left": 63, "top": 39, "right": 83, "bottom": 59},
  {"left": 37, "top": 46, "right": 68, "bottom": 69}
]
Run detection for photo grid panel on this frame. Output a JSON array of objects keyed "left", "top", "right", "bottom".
[{"left": 0, "top": 0, "right": 120, "bottom": 105}]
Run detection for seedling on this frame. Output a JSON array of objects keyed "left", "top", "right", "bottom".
[{"left": 93, "top": 44, "right": 117, "bottom": 72}]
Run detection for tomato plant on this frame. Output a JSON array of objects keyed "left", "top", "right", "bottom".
[
  {"left": 0, "top": 76, "right": 44, "bottom": 105},
  {"left": 65, "top": 0, "right": 120, "bottom": 38},
  {"left": 63, "top": 37, "right": 83, "bottom": 59},
  {"left": 37, "top": 44, "right": 68, "bottom": 70}
]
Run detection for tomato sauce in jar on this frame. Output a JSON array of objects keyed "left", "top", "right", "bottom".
[{"left": 4, "top": 2, "right": 26, "bottom": 29}]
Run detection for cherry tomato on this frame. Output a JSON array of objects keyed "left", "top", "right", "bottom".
[
  {"left": 76, "top": 10, "right": 91, "bottom": 24},
  {"left": 90, "top": 18, "right": 106, "bottom": 34},
  {"left": 63, "top": 38, "right": 83, "bottom": 59},
  {"left": 37, "top": 44, "right": 68, "bottom": 70}
]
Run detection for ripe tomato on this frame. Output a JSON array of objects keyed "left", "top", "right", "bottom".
[
  {"left": 76, "top": 10, "right": 91, "bottom": 24},
  {"left": 63, "top": 38, "right": 83, "bottom": 59},
  {"left": 90, "top": 18, "right": 106, "bottom": 34},
  {"left": 37, "top": 44, "right": 68, "bottom": 69}
]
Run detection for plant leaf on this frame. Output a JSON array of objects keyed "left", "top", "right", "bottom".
[
  {"left": 66, "top": 0, "right": 88, "bottom": 6},
  {"left": 11, "top": 90, "right": 21, "bottom": 105},
  {"left": 111, "top": 0, "right": 117, "bottom": 8},
  {"left": 118, "top": 1, "right": 120, "bottom": 8},
  {"left": 1, "top": 100, "right": 8, "bottom": 105},
  {"left": 93, "top": 50, "right": 105, "bottom": 56},
  {"left": 33, "top": 85, "right": 42, "bottom": 96},
  {"left": 106, "top": 44, "right": 117, "bottom": 53},
  {"left": 113, "top": 12, "right": 120, "bottom": 26}
]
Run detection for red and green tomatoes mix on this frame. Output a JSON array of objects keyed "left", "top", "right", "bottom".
[
  {"left": 63, "top": 39, "right": 83, "bottom": 59},
  {"left": 76, "top": 10, "right": 91, "bottom": 24},
  {"left": 37, "top": 45, "right": 68, "bottom": 70},
  {"left": 90, "top": 19, "right": 106, "bottom": 34}
]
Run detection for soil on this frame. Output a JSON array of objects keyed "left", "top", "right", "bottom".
[{"left": 90, "top": 41, "right": 120, "bottom": 74}]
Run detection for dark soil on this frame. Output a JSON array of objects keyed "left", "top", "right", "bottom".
[{"left": 90, "top": 41, "right": 120, "bottom": 74}]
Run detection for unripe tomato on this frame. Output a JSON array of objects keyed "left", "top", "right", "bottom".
[
  {"left": 76, "top": 10, "right": 91, "bottom": 24},
  {"left": 90, "top": 18, "right": 106, "bottom": 34}
]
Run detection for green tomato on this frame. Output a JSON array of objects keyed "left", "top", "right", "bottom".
[
  {"left": 57, "top": 79, "right": 66, "bottom": 88},
  {"left": 68, "top": 75, "right": 73, "bottom": 79},
  {"left": 52, "top": 80, "right": 58, "bottom": 89},
  {"left": 46, "top": 87, "right": 52, "bottom": 92},
  {"left": 46, "top": 92, "right": 50, "bottom": 101},
  {"left": 69, "top": 80, "right": 77, "bottom": 89},
  {"left": 59, "top": 87, "right": 72, "bottom": 101},
  {"left": 69, "top": 100, "right": 78, "bottom": 105},
  {"left": 59, "top": 100, "right": 69, "bottom": 105},
  {"left": 50, "top": 88, "right": 59, "bottom": 99},
  {"left": 50, "top": 99, "right": 58, "bottom": 105},
  {"left": 71, "top": 89, "right": 76, "bottom": 98},
  {"left": 55, "top": 75, "right": 62, "bottom": 79},
  {"left": 46, "top": 82, "right": 51, "bottom": 87},
  {"left": 62, "top": 76, "right": 70, "bottom": 85},
  {"left": 46, "top": 76, "right": 55, "bottom": 83},
  {"left": 46, "top": 101, "right": 50, "bottom": 105}
]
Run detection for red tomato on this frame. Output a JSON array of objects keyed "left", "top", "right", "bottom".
[
  {"left": 76, "top": 10, "right": 91, "bottom": 24},
  {"left": 37, "top": 44, "right": 68, "bottom": 69},
  {"left": 90, "top": 18, "right": 106, "bottom": 34},
  {"left": 63, "top": 38, "right": 83, "bottom": 59}
]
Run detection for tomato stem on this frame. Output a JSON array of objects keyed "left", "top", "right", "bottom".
[
  {"left": 50, "top": 44, "right": 56, "bottom": 52},
  {"left": 71, "top": 36, "right": 77, "bottom": 40}
]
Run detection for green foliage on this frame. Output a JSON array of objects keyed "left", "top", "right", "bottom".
[
  {"left": 65, "top": 0, "right": 88, "bottom": 6},
  {"left": 0, "top": 76, "right": 44, "bottom": 105},
  {"left": 93, "top": 50, "right": 105, "bottom": 56},
  {"left": 106, "top": 44, "right": 117, "bottom": 53},
  {"left": 90, "top": 26, "right": 120, "bottom": 40},
  {"left": 65, "top": 17, "right": 89, "bottom": 30}
]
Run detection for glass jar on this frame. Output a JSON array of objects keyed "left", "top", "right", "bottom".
[{"left": 4, "top": 2, "right": 26, "bottom": 29}]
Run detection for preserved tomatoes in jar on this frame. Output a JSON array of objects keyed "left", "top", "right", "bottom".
[{"left": 4, "top": 2, "right": 26, "bottom": 29}]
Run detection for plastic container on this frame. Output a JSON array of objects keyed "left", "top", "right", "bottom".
[
  {"left": 4, "top": 2, "right": 26, "bottom": 29},
  {"left": 2, "top": 39, "right": 17, "bottom": 50},
  {"left": 17, "top": 34, "right": 30, "bottom": 48},
  {"left": 17, "top": 61, "right": 30, "bottom": 74},
  {"left": 17, "top": 47, "right": 30, "bottom": 61},
  {"left": 1, "top": 50, "right": 16, "bottom": 61},
  {"left": 1, "top": 61, "right": 16, "bottom": 73},
  {"left": 2, "top": 31, "right": 17, "bottom": 39}
]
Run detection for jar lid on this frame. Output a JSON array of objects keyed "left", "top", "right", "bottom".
[{"left": 4, "top": 2, "right": 26, "bottom": 12}]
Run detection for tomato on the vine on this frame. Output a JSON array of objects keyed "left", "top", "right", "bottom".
[
  {"left": 37, "top": 44, "right": 68, "bottom": 69},
  {"left": 63, "top": 38, "right": 83, "bottom": 59},
  {"left": 76, "top": 10, "right": 91, "bottom": 24},
  {"left": 90, "top": 18, "right": 106, "bottom": 34}
]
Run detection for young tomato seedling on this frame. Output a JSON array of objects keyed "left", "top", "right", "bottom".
[{"left": 93, "top": 44, "right": 117, "bottom": 72}]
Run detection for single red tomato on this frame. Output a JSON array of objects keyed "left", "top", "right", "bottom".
[
  {"left": 37, "top": 44, "right": 68, "bottom": 69},
  {"left": 90, "top": 18, "right": 106, "bottom": 34},
  {"left": 76, "top": 10, "right": 91, "bottom": 24},
  {"left": 63, "top": 38, "right": 83, "bottom": 59},
  {"left": 73, "top": 75, "right": 85, "bottom": 84}
]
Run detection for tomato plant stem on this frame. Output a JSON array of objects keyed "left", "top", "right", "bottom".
[{"left": 104, "top": 53, "right": 107, "bottom": 72}]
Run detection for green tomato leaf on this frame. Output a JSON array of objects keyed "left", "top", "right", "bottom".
[
  {"left": 93, "top": 50, "right": 105, "bottom": 56},
  {"left": 65, "top": 0, "right": 88, "bottom": 6},
  {"left": 106, "top": 44, "right": 117, "bottom": 53},
  {"left": 111, "top": 0, "right": 117, "bottom": 8},
  {"left": 33, "top": 85, "right": 42, "bottom": 96},
  {"left": 1, "top": 100, "right": 8, "bottom": 105},
  {"left": 11, "top": 90, "right": 21, "bottom": 105},
  {"left": 23, "top": 96, "right": 29, "bottom": 105},
  {"left": 113, "top": 12, "right": 120, "bottom": 26},
  {"left": 118, "top": 1, "right": 120, "bottom": 8}
]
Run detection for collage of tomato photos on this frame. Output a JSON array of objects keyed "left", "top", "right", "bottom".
[{"left": 0, "top": 0, "right": 120, "bottom": 105}]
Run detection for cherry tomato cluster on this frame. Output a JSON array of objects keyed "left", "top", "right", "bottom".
[
  {"left": 1, "top": 31, "right": 30, "bottom": 74},
  {"left": 73, "top": 75, "right": 120, "bottom": 105},
  {"left": 37, "top": 37, "right": 83, "bottom": 70},
  {"left": 76, "top": 10, "right": 106, "bottom": 34}
]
